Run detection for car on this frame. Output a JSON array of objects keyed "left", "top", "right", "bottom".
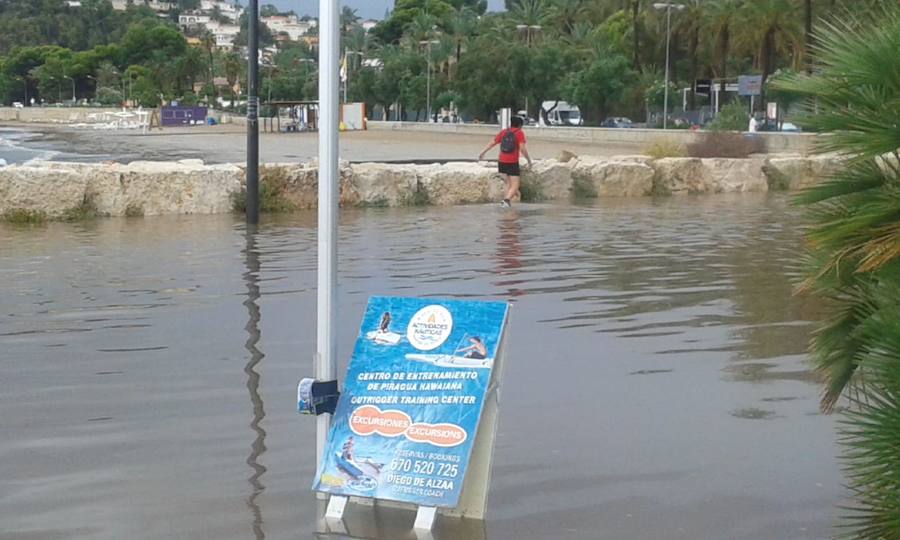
[
  {"left": 600, "top": 117, "right": 634, "bottom": 128},
  {"left": 12, "top": 102, "right": 24, "bottom": 108},
  {"left": 780, "top": 122, "right": 802, "bottom": 132}
]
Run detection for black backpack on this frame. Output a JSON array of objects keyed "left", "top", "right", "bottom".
[{"left": 499, "top": 129, "right": 518, "bottom": 153}]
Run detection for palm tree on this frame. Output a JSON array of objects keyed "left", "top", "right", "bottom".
[
  {"left": 774, "top": 6, "right": 900, "bottom": 537},
  {"left": 448, "top": 6, "right": 477, "bottom": 68},
  {"left": 704, "top": 0, "right": 740, "bottom": 96},
  {"left": 201, "top": 30, "right": 217, "bottom": 99},
  {"left": 547, "top": 0, "right": 584, "bottom": 35},
  {"left": 341, "top": 6, "right": 361, "bottom": 34},
  {"left": 673, "top": 0, "right": 704, "bottom": 109},
  {"left": 733, "top": 0, "right": 802, "bottom": 105},
  {"left": 508, "top": 0, "right": 550, "bottom": 29},
  {"left": 178, "top": 46, "right": 204, "bottom": 95},
  {"left": 224, "top": 51, "right": 242, "bottom": 110}
]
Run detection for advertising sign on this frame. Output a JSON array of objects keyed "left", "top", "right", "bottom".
[
  {"left": 313, "top": 296, "right": 509, "bottom": 508},
  {"left": 738, "top": 75, "right": 763, "bottom": 96}
]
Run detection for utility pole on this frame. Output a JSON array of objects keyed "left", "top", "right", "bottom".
[{"left": 246, "top": 0, "right": 260, "bottom": 224}]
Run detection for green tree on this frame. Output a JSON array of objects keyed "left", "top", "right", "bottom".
[
  {"left": 775, "top": 7, "right": 900, "bottom": 538},
  {"left": 223, "top": 51, "right": 242, "bottom": 110},
  {"left": 234, "top": 13, "right": 275, "bottom": 48},
  {"left": 733, "top": 0, "right": 802, "bottom": 106},
  {"left": 563, "top": 44, "right": 633, "bottom": 124}
]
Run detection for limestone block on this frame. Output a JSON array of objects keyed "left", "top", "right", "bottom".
[
  {"left": 702, "top": 157, "right": 769, "bottom": 193},
  {"left": 0, "top": 164, "right": 88, "bottom": 216}
]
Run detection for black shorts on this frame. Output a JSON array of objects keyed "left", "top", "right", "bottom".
[{"left": 498, "top": 162, "right": 521, "bottom": 176}]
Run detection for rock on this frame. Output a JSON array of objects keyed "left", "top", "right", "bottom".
[
  {"left": 0, "top": 164, "right": 89, "bottom": 217},
  {"left": 350, "top": 163, "right": 419, "bottom": 206},
  {"left": 87, "top": 161, "right": 242, "bottom": 216},
  {"left": 556, "top": 150, "right": 578, "bottom": 163},
  {"left": 571, "top": 158, "right": 655, "bottom": 197},
  {"left": 521, "top": 159, "right": 573, "bottom": 200},
  {"left": 650, "top": 158, "right": 712, "bottom": 195},
  {"left": 763, "top": 155, "right": 844, "bottom": 191},
  {"left": 418, "top": 162, "right": 505, "bottom": 205},
  {"left": 702, "top": 157, "right": 768, "bottom": 193}
]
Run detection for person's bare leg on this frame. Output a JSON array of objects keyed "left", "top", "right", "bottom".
[{"left": 506, "top": 175, "right": 520, "bottom": 202}]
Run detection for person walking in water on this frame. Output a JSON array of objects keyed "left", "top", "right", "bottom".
[{"left": 479, "top": 116, "right": 532, "bottom": 207}]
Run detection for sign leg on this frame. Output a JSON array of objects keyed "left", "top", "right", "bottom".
[
  {"left": 325, "top": 495, "right": 348, "bottom": 520},
  {"left": 413, "top": 506, "right": 437, "bottom": 531}
]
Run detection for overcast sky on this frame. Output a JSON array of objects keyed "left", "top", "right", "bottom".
[{"left": 253, "top": 0, "right": 505, "bottom": 19}]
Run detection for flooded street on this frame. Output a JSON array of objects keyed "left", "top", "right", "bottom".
[{"left": 0, "top": 194, "right": 842, "bottom": 540}]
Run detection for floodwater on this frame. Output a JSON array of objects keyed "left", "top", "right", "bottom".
[{"left": 0, "top": 195, "right": 843, "bottom": 540}]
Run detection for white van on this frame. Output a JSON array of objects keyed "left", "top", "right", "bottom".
[{"left": 540, "top": 101, "right": 582, "bottom": 126}]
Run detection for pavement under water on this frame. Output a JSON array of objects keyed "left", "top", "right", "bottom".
[{"left": 0, "top": 194, "right": 843, "bottom": 540}]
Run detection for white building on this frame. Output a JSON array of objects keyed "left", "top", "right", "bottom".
[
  {"left": 204, "top": 20, "right": 241, "bottom": 48},
  {"left": 111, "top": 0, "right": 175, "bottom": 11},
  {"left": 361, "top": 19, "right": 378, "bottom": 32},
  {"left": 200, "top": 0, "right": 242, "bottom": 22},
  {"left": 262, "top": 15, "right": 316, "bottom": 42},
  {"left": 179, "top": 12, "right": 211, "bottom": 27}
]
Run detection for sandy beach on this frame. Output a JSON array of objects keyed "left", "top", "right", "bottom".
[{"left": 3, "top": 123, "right": 645, "bottom": 164}]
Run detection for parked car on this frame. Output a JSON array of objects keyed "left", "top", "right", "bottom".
[
  {"left": 12, "top": 102, "right": 24, "bottom": 108},
  {"left": 780, "top": 122, "right": 802, "bottom": 132},
  {"left": 600, "top": 117, "right": 634, "bottom": 128}
]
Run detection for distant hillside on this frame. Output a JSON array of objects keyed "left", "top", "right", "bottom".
[{"left": 0, "top": 0, "right": 189, "bottom": 55}]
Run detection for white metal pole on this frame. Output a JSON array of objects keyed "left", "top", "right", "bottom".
[
  {"left": 663, "top": 4, "right": 671, "bottom": 130},
  {"left": 316, "top": 0, "right": 339, "bottom": 473},
  {"left": 426, "top": 40, "right": 431, "bottom": 122}
]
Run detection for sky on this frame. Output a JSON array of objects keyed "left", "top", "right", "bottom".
[{"left": 253, "top": 0, "right": 505, "bottom": 20}]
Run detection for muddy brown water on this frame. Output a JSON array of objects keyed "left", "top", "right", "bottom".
[{"left": 0, "top": 195, "right": 843, "bottom": 540}]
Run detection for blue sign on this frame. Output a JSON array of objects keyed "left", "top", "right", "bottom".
[{"left": 313, "top": 296, "right": 510, "bottom": 508}]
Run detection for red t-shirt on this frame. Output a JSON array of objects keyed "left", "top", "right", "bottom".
[{"left": 494, "top": 128, "right": 526, "bottom": 164}]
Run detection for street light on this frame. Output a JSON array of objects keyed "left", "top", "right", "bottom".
[
  {"left": 420, "top": 34, "right": 439, "bottom": 122},
  {"left": 516, "top": 24, "right": 541, "bottom": 117},
  {"left": 653, "top": 2, "right": 685, "bottom": 129}
]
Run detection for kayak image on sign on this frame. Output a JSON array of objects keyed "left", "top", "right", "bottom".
[
  {"left": 366, "top": 311, "right": 403, "bottom": 345},
  {"left": 331, "top": 436, "right": 384, "bottom": 493},
  {"left": 405, "top": 335, "right": 492, "bottom": 368}
]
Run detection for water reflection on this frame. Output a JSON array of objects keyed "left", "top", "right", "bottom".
[
  {"left": 242, "top": 228, "right": 267, "bottom": 540},
  {"left": 494, "top": 210, "right": 524, "bottom": 299},
  {"left": 315, "top": 502, "right": 487, "bottom": 540}
]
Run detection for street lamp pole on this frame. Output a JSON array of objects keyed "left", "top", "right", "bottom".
[{"left": 653, "top": 2, "right": 684, "bottom": 129}]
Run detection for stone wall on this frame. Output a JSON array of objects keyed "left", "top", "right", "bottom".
[{"left": 0, "top": 154, "right": 844, "bottom": 217}]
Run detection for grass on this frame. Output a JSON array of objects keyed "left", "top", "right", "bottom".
[
  {"left": 2, "top": 208, "right": 48, "bottom": 224},
  {"left": 644, "top": 139, "right": 687, "bottom": 159},
  {"left": 59, "top": 198, "right": 102, "bottom": 222},
  {"left": 400, "top": 187, "right": 431, "bottom": 207},
  {"left": 355, "top": 197, "right": 389, "bottom": 208},
  {"left": 686, "top": 132, "right": 765, "bottom": 158}
]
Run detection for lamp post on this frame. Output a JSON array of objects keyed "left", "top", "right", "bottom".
[
  {"left": 246, "top": 0, "right": 260, "bottom": 225},
  {"left": 516, "top": 24, "right": 541, "bottom": 118},
  {"left": 420, "top": 35, "right": 439, "bottom": 122},
  {"left": 653, "top": 2, "right": 684, "bottom": 129}
]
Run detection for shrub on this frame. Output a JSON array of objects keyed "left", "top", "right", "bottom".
[
  {"left": 644, "top": 139, "right": 686, "bottom": 159},
  {"left": 686, "top": 132, "right": 765, "bottom": 158},
  {"left": 708, "top": 100, "right": 750, "bottom": 132},
  {"left": 2, "top": 208, "right": 47, "bottom": 224},
  {"left": 232, "top": 168, "right": 297, "bottom": 214}
]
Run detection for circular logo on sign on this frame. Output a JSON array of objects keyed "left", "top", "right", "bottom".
[{"left": 406, "top": 305, "right": 453, "bottom": 351}]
